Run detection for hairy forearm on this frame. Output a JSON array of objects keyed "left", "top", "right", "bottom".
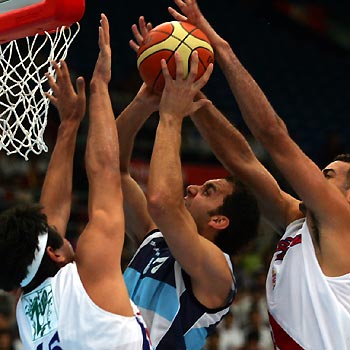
[
  {"left": 214, "top": 42, "right": 285, "bottom": 143},
  {"left": 87, "top": 83, "right": 120, "bottom": 178},
  {"left": 40, "top": 120, "right": 80, "bottom": 235},
  {"left": 148, "top": 115, "right": 184, "bottom": 207},
  {"left": 191, "top": 98, "right": 255, "bottom": 172},
  {"left": 116, "top": 99, "right": 154, "bottom": 173}
]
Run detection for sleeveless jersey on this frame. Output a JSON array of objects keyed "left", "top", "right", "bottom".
[
  {"left": 124, "top": 230, "right": 235, "bottom": 350},
  {"left": 16, "top": 262, "right": 151, "bottom": 350},
  {"left": 266, "top": 218, "right": 350, "bottom": 350}
]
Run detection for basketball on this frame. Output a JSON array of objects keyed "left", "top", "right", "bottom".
[{"left": 137, "top": 21, "right": 214, "bottom": 94}]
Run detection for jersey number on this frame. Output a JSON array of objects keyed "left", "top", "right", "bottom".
[
  {"left": 150, "top": 257, "right": 169, "bottom": 274},
  {"left": 36, "top": 331, "right": 62, "bottom": 350}
]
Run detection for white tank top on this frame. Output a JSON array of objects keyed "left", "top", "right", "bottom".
[
  {"left": 16, "top": 262, "right": 150, "bottom": 350},
  {"left": 266, "top": 218, "right": 350, "bottom": 350}
]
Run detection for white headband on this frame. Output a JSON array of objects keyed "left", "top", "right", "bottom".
[{"left": 20, "top": 231, "right": 48, "bottom": 288}]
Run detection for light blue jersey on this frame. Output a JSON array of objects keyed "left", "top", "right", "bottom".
[{"left": 124, "top": 230, "right": 236, "bottom": 350}]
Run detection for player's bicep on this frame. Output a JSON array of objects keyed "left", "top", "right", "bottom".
[
  {"left": 75, "top": 212, "right": 124, "bottom": 282},
  {"left": 121, "top": 174, "right": 157, "bottom": 245}
]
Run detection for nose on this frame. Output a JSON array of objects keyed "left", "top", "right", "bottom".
[{"left": 186, "top": 185, "right": 199, "bottom": 197}]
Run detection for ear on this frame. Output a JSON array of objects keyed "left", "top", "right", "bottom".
[
  {"left": 46, "top": 246, "right": 66, "bottom": 264},
  {"left": 208, "top": 215, "right": 229, "bottom": 231}
]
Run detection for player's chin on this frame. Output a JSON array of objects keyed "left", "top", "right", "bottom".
[
  {"left": 184, "top": 198, "right": 190, "bottom": 209},
  {"left": 299, "top": 201, "right": 307, "bottom": 215}
]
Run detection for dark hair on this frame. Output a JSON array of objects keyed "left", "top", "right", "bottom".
[
  {"left": 0, "top": 203, "right": 63, "bottom": 292},
  {"left": 212, "top": 176, "right": 260, "bottom": 256},
  {"left": 333, "top": 153, "right": 350, "bottom": 188},
  {"left": 333, "top": 154, "right": 350, "bottom": 163}
]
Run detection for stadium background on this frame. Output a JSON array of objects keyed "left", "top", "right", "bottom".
[{"left": 0, "top": 1, "right": 349, "bottom": 349}]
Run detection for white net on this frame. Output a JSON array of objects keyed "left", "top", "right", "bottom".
[{"left": 0, "top": 23, "right": 80, "bottom": 160}]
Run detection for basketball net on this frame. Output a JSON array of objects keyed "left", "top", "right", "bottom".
[{"left": 0, "top": 23, "right": 80, "bottom": 160}]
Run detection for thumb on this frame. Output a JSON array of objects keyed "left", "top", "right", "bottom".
[
  {"left": 190, "top": 98, "right": 212, "bottom": 114},
  {"left": 76, "top": 77, "right": 86, "bottom": 98}
]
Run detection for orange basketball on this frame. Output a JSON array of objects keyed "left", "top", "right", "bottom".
[{"left": 137, "top": 21, "right": 214, "bottom": 94}]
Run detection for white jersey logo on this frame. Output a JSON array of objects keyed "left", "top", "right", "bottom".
[{"left": 22, "top": 283, "right": 58, "bottom": 341}]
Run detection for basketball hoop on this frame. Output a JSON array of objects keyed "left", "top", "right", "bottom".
[{"left": 0, "top": 0, "right": 85, "bottom": 160}]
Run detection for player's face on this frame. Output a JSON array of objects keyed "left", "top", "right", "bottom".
[
  {"left": 49, "top": 230, "right": 75, "bottom": 267},
  {"left": 322, "top": 161, "right": 350, "bottom": 195},
  {"left": 60, "top": 238, "right": 75, "bottom": 264},
  {"left": 184, "top": 178, "right": 234, "bottom": 229}
]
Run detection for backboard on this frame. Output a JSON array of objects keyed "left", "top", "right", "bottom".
[{"left": 0, "top": 0, "right": 85, "bottom": 43}]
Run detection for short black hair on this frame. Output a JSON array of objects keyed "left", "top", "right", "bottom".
[
  {"left": 0, "top": 203, "right": 62, "bottom": 291},
  {"left": 212, "top": 176, "right": 260, "bottom": 256},
  {"left": 332, "top": 153, "right": 350, "bottom": 191},
  {"left": 333, "top": 154, "right": 350, "bottom": 163}
]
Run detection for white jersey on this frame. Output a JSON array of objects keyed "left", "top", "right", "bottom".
[
  {"left": 16, "top": 262, "right": 151, "bottom": 350},
  {"left": 266, "top": 218, "right": 350, "bottom": 350}
]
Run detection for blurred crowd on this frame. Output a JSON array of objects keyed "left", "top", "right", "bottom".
[{"left": 0, "top": 98, "right": 345, "bottom": 350}]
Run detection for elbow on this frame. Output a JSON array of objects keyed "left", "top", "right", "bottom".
[
  {"left": 85, "top": 143, "right": 119, "bottom": 174},
  {"left": 147, "top": 192, "right": 174, "bottom": 220},
  {"left": 254, "top": 121, "right": 287, "bottom": 146}
]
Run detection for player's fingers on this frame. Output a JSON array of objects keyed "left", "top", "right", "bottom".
[
  {"left": 146, "top": 22, "right": 153, "bottom": 31},
  {"left": 173, "top": 0, "right": 186, "bottom": 11},
  {"left": 139, "top": 16, "right": 149, "bottom": 38},
  {"left": 129, "top": 39, "right": 139, "bottom": 53},
  {"left": 44, "top": 91, "right": 57, "bottom": 105},
  {"left": 131, "top": 23, "right": 144, "bottom": 45},
  {"left": 101, "top": 14, "right": 110, "bottom": 46},
  {"left": 45, "top": 71, "right": 59, "bottom": 94},
  {"left": 174, "top": 52, "right": 185, "bottom": 80},
  {"left": 98, "top": 26, "right": 104, "bottom": 49},
  {"left": 188, "top": 51, "right": 199, "bottom": 82},
  {"left": 195, "top": 63, "right": 213, "bottom": 90},
  {"left": 160, "top": 59, "right": 172, "bottom": 82},
  {"left": 191, "top": 98, "right": 212, "bottom": 114},
  {"left": 51, "top": 61, "right": 62, "bottom": 83},
  {"left": 76, "top": 77, "right": 86, "bottom": 99},
  {"left": 59, "top": 60, "right": 70, "bottom": 82},
  {"left": 168, "top": 7, "right": 188, "bottom": 22}
]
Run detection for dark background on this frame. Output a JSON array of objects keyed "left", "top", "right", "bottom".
[
  {"left": 0, "top": 4, "right": 349, "bottom": 345},
  {"left": 65, "top": 0, "right": 350, "bottom": 170}
]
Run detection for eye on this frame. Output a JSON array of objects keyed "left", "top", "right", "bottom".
[{"left": 202, "top": 187, "right": 211, "bottom": 196}]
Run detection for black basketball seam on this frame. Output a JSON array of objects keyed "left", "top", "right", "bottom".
[
  {"left": 152, "top": 39, "right": 211, "bottom": 91},
  {"left": 143, "top": 24, "right": 212, "bottom": 92}
]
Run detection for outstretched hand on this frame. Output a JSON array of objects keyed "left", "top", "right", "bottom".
[
  {"left": 92, "top": 13, "right": 111, "bottom": 84},
  {"left": 159, "top": 51, "right": 213, "bottom": 119},
  {"left": 168, "top": 0, "right": 205, "bottom": 27},
  {"left": 130, "top": 16, "right": 153, "bottom": 53},
  {"left": 130, "top": 16, "right": 160, "bottom": 112},
  {"left": 45, "top": 60, "right": 86, "bottom": 124}
]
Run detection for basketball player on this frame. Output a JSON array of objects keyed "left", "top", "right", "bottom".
[
  {"left": 117, "top": 37, "right": 259, "bottom": 349},
  {"left": 0, "top": 14, "right": 150, "bottom": 350},
  {"left": 168, "top": 1, "right": 350, "bottom": 348}
]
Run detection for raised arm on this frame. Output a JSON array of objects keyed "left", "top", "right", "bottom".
[
  {"left": 75, "top": 14, "right": 133, "bottom": 316},
  {"left": 116, "top": 17, "right": 159, "bottom": 245},
  {"left": 116, "top": 83, "right": 158, "bottom": 245},
  {"left": 148, "top": 53, "right": 234, "bottom": 308},
  {"left": 191, "top": 92, "right": 301, "bottom": 232},
  {"left": 170, "top": 0, "right": 350, "bottom": 275},
  {"left": 41, "top": 61, "right": 86, "bottom": 236},
  {"left": 170, "top": 0, "right": 301, "bottom": 230}
]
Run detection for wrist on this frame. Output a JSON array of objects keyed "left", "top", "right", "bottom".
[
  {"left": 132, "top": 96, "right": 157, "bottom": 115},
  {"left": 90, "top": 79, "right": 109, "bottom": 93},
  {"left": 59, "top": 119, "right": 80, "bottom": 133},
  {"left": 160, "top": 112, "right": 185, "bottom": 124}
]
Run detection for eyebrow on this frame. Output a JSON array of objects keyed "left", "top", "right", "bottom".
[
  {"left": 322, "top": 168, "right": 335, "bottom": 176},
  {"left": 204, "top": 183, "right": 217, "bottom": 192}
]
